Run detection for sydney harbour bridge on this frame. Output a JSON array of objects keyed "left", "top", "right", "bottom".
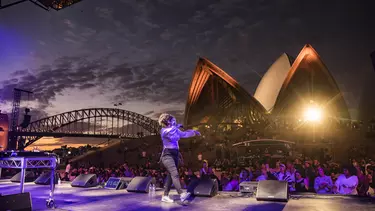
[
  {"left": 6, "top": 107, "right": 161, "bottom": 150},
  {"left": 1, "top": 89, "right": 161, "bottom": 150}
]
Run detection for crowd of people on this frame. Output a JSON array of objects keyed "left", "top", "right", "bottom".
[
  {"left": 0, "top": 146, "right": 373, "bottom": 198},
  {"left": 61, "top": 150, "right": 375, "bottom": 197}
]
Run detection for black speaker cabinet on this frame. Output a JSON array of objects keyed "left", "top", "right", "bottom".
[
  {"left": 34, "top": 172, "right": 59, "bottom": 185},
  {"left": 126, "top": 176, "right": 155, "bottom": 193},
  {"left": 191, "top": 178, "right": 218, "bottom": 197},
  {"left": 117, "top": 177, "right": 133, "bottom": 189},
  {"left": 256, "top": 180, "right": 289, "bottom": 202},
  {"left": 0, "top": 192, "right": 32, "bottom": 211},
  {"left": 10, "top": 171, "right": 36, "bottom": 183},
  {"left": 71, "top": 174, "right": 98, "bottom": 188}
]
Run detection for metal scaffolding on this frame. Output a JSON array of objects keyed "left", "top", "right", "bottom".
[
  {"left": 9, "top": 88, "right": 33, "bottom": 150},
  {"left": 0, "top": 153, "right": 58, "bottom": 208}
]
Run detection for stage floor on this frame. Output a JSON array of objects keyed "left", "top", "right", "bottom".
[{"left": 0, "top": 181, "right": 375, "bottom": 211}]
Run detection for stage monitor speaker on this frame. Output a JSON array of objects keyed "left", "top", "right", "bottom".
[
  {"left": 34, "top": 172, "right": 59, "bottom": 185},
  {"left": 256, "top": 180, "right": 289, "bottom": 202},
  {"left": 239, "top": 181, "right": 258, "bottom": 194},
  {"left": 0, "top": 192, "right": 32, "bottom": 211},
  {"left": 71, "top": 174, "right": 98, "bottom": 188},
  {"left": 191, "top": 178, "right": 218, "bottom": 197},
  {"left": 126, "top": 176, "right": 155, "bottom": 193},
  {"left": 10, "top": 171, "right": 36, "bottom": 183},
  {"left": 116, "top": 177, "right": 133, "bottom": 190}
]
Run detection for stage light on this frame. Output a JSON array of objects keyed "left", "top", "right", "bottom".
[{"left": 303, "top": 106, "right": 322, "bottom": 122}]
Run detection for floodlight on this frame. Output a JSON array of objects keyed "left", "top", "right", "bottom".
[{"left": 303, "top": 106, "right": 323, "bottom": 122}]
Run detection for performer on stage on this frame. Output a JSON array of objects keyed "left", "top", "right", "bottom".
[{"left": 158, "top": 113, "right": 201, "bottom": 203}]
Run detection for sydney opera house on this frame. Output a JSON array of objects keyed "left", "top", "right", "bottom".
[{"left": 184, "top": 44, "right": 356, "bottom": 144}]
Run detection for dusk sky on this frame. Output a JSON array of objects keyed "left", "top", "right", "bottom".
[{"left": 1, "top": 0, "right": 375, "bottom": 149}]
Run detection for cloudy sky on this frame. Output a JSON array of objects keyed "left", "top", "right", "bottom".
[{"left": 1, "top": 0, "right": 375, "bottom": 149}]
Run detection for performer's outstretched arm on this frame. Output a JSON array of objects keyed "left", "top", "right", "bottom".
[
  {"left": 178, "top": 129, "right": 200, "bottom": 138},
  {"left": 162, "top": 126, "right": 200, "bottom": 139}
]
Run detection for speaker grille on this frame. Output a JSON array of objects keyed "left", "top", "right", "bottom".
[
  {"left": 126, "top": 176, "right": 154, "bottom": 193},
  {"left": 71, "top": 174, "right": 98, "bottom": 187},
  {"left": 256, "top": 180, "right": 289, "bottom": 202}
]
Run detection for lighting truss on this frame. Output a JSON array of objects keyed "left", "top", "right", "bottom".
[
  {"left": 0, "top": 156, "right": 56, "bottom": 169},
  {"left": 0, "top": 155, "right": 58, "bottom": 202},
  {"left": 0, "top": 0, "right": 83, "bottom": 11}
]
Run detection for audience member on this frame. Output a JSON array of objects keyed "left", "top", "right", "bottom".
[
  {"left": 356, "top": 165, "right": 370, "bottom": 196},
  {"left": 295, "top": 171, "right": 309, "bottom": 192},
  {"left": 199, "top": 160, "right": 213, "bottom": 179},
  {"left": 333, "top": 165, "right": 358, "bottom": 195},
  {"left": 314, "top": 167, "right": 333, "bottom": 194}
]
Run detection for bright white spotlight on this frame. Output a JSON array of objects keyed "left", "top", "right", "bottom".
[{"left": 303, "top": 107, "right": 322, "bottom": 122}]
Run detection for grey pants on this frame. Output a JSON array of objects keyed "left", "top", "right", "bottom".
[{"left": 161, "top": 148, "right": 183, "bottom": 196}]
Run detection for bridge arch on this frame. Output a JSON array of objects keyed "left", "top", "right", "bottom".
[{"left": 19, "top": 108, "right": 161, "bottom": 148}]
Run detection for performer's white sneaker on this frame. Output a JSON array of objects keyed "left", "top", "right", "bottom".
[
  {"left": 161, "top": 196, "right": 174, "bottom": 203},
  {"left": 180, "top": 192, "right": 191, "bottom": 202}
]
